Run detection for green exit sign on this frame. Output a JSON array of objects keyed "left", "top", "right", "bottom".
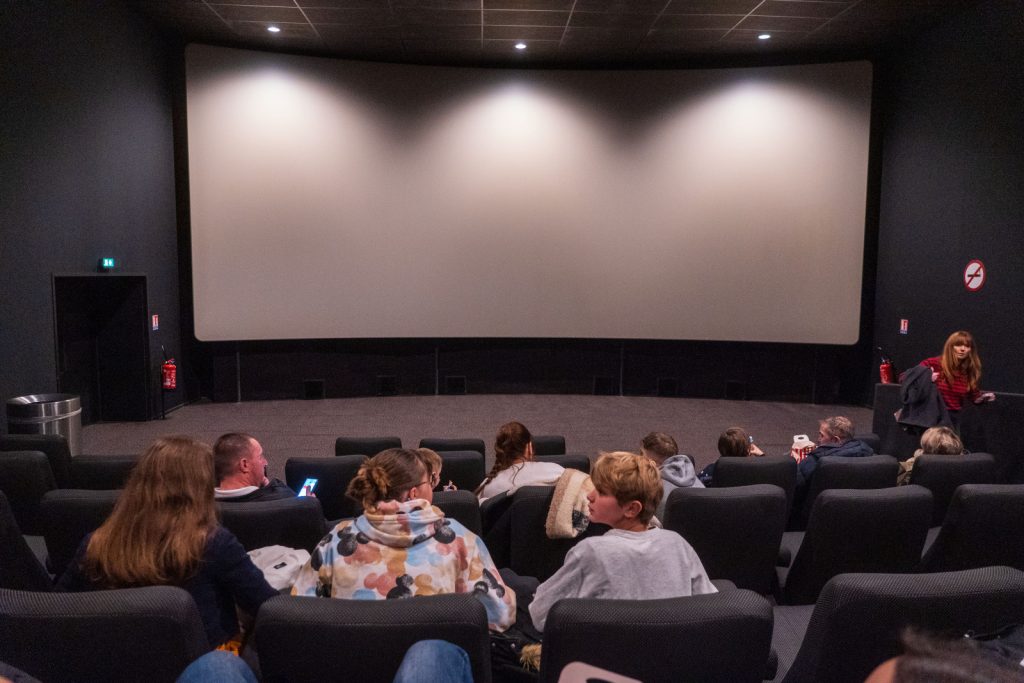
[{"left": 99, "top": 257, "right": 116, "bottom": 270}]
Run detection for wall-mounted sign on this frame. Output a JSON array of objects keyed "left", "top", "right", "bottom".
[
  {"left": 963, "top": 259, "right": 986, "bottom": 292},
  {"left": 899, "top": 319, "right": 909, "bottom": 335}
]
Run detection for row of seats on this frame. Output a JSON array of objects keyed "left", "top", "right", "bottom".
[
  {"left": 335, "top": 435, "right": 568, "bottom": 457},
  {"left": 3, "top": 565, "right": 1023, "bottom": 683}
]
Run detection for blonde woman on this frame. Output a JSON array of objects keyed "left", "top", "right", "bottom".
[
  {"left": 291, "top": 448, "right": 515, "bottom": 631},
  {"left": 57, "top": 436, "right": 276, "bottom": 649},
  {"left": 897, "top": 426, "right": 966, "bottom": 485}
]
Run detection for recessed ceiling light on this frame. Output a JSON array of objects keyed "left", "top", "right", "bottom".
[
  {"left": 758, "top": 33, "right": 771, "bottom": 40},
  {"left": 514, "top": 42, "right": 527, "bottom": 50},
  {"left": 267, "top": 25, "right": 281, "bottom": 33}
]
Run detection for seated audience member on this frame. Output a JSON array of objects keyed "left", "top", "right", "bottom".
[
  {"left": 864, "top": 630, "right": 1021, "bottom": 683},
  {"left": 417, "top": 447, "right": 455, "bottom": 491},
  {"left": 640, "top": 431, "right": 703, "bottom": 519},
  {"left": 214, "top": 432, "right": 294, "bottom": 501},
  {"left": 897, "top": 426, "right": 965, "bottom": 485},
  {"left": 796, "top": 416, "right": 874, "bottom": 489},
  {"left": 57, "top": 436, "right": 277, "bottom": 650},
  {"left": 475, "top": 422, "right": 563, "bottom": 502},
  {"left": 697, "top": 427, "right": 764, "bottom": 486},
  {"left": 291, "top": 448, "right": 515, "bottom": 631},
  {"left": 527, "top": 452, "right": 716, "bottom": 632}
]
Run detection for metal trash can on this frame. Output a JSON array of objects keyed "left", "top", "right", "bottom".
[{"left": 6, "top": 394, "right": 82, "bottom": 456}]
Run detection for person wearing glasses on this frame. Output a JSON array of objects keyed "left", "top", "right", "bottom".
[{"left": 291, "top": 448, "right": 515, "bottom": 632}]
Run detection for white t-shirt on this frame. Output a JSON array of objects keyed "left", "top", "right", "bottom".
[{"left": 477, "top": 461, "right": 564, "bottom": 501}]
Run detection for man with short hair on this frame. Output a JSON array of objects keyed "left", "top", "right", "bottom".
[
  {"left": 796, "top": 416, "right": 874, "bottom": 487},
  {"left": 640, "top": 431, "right": 703, "bottom": 520},
  {"left": 214, "top": 433, "right": 294, "bottom": 502}
]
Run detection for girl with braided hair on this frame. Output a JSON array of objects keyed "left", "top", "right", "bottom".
[
  {"left": 475, "top": 421, "right": 563, "bottom": 502},
  {"left": 291, "top": 448, "right": 515, "bottom": 631}
]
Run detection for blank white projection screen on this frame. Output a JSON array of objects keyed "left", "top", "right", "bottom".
[{"left": 186, "top": 45, "right": 871, "bottom": 343}]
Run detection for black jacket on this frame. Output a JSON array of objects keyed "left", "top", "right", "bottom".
[{"left": 897, "top": 364, "right": 953, "bottom": 431}]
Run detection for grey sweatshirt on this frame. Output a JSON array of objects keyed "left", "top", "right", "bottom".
[
  {"left": 528, "top": 528, "right": 716, "bottom": 631},
  {"left": 657, "top": 454, "right": 704, "bottom": 519}
]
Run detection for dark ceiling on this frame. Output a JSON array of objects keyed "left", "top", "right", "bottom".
[{"left": 135, "top": 0, "right": 977, "bottom": 68}]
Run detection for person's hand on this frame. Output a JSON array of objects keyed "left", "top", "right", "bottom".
[
  {"left": 443, "top": 480, "right": 458, "bottom": 491},
  {"left": 931, "top": 371, "right": 940, "bottom": 382},
  {"left": 975, "top": 392, "right": 996, "bottom": 403},
  {"left": 748, "top": 443, "right": 764, "bottom": 457}
]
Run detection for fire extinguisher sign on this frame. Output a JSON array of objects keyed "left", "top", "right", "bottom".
[{"left": 963, "top": 259, "right": 986, "bottom": 292}]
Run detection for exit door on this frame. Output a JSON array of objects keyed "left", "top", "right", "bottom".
[{"left": 53, "top": 275, "right": 150, "bottom": 424}]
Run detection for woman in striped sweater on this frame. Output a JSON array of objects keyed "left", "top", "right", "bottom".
[{"left": 919, "top": 330, "right": 994, "bottom": 426}]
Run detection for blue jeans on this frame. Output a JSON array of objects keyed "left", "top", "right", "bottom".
[
  {"left": 393, "top": 640, "right": 473, "bottom": 683},
  {"left": 176, "top": 651, "right": 257, "bottom": 683}
]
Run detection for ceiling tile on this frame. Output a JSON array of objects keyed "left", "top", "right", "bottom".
[
  {"left": 753, "top": 1, "right": 851, "bottom": 19},
  {"left": 656, "top": 14, "right": 744, "bottom": 30},
  {"left": 569, "top": 12, "right": 657, "bottom": 29},
  {"left": 303, "top": 7, "right": 396, "bottom": 25},
  {"left": 208, "top": 4, "right": 307, "bottom": 22},
  {"left": 484, "top": 24, "right": 566, "bottom": 40},
  {"left": 734, "top": 14, "right": 827, "bottom": 31},
  {"left": 664, "top": 0, "right": 762, "bottom": 14},
  {"left": 397, "top": 9, "right": 481, "bottom": 25},
  {"left": 484, "top": 9, "right": 571, "bottom": 27}
]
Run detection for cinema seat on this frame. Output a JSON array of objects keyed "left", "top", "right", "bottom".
[
  {"left": 334, "top": 436, "right": 401, "bottom": 457},
  {"left": 539, "top": 590, "right": 773, "bottom": 683},
  {"left": 255, "top": 593, "right": 491, "bottom": 683},
  {"left": 285, "top": 455, "right": 366, "bottom": 520},
  {"left": 419, "top": 438, "right": 485, "bottom": 456}
]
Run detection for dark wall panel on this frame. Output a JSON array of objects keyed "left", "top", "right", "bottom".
[
  {"left": 0, "top": 1, "right": 180, "bottom": 429},
  {"left": 873, "top": 3, "right": 1024, "bottom": 392}
]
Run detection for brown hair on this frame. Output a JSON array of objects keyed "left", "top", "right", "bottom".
[
  {"left": 717, "top": 427, "right": 750, "bottom": 459},
  {"left": 213, "top": 432, "right": 256, "bottom": 484},
  {"left": 641, "top": 432, "right": 677, "bottom": 461},
  {"left": 591, "top": 451, "right": 662, "bottom": 524},
  {"left": 940, "top": 330, "right": 982, "bottom": 393},
  {"left": 475, "top": 421, "right": 532, "bottom": 495},
  {"left": 347, "top": 448, "right": 427, "bottom": 508},
  {"left": 889, "top": 629, "right": 1020, "bottom": 682},
  {"left": 84, "top": 436, "right": 217, "bottom": 587},
  {"left": 919, "top": 426, "right": 964, "bottom": 455}
]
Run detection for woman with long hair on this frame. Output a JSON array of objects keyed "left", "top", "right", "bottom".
[
  {"left": 475, "top": 421, "right": 563, "bottom": 501},
  {"left": 919, "top": 330, "right": 994, "bottom": 424},
  {"left": 57, "top": 436, "right": 276, "bottom": 649},
  {"left": 291, "top": 448, "right": 515, "bottom": 632}
]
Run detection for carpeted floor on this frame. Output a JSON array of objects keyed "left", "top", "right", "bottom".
[{"left": 81, "top": 395, "right": 873, "bottom": 480}]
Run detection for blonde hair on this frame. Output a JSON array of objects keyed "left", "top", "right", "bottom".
[
  {"left": 416, "top": 448, "right": 442, "bottom": 487},
  {"left": 347, "top": 448, "right": 427, "bottom": 508},
  {"left": 919, "top": 426, "right": 965, "bottom": 455},
  {"left": 84, "top": 436, "right": 217, "bottom": 587},
  {"left": 941, "top": 330, "right": 982, "bottom": 392},
  {"left": 591, "top": 451, "right": 662, "bottom": 524}
]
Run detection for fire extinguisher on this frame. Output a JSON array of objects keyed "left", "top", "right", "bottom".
[
  {"left": 162, "top": 358, "right": 177, "bottom": 391},
  {"left": 878, "top": 347, "right": 894, "bottom": 384}
]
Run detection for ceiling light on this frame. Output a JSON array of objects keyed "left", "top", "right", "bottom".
[
  {"left": 267, "top": 26, "right": 281, "bottom": 33},
  {"left": 514, "top": 42, "right": 527, "bottom": 50},
  {"left": 757, "top": 33, "right": 771, "bottom": 40}
]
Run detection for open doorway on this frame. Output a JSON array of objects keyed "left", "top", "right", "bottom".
[{"left": 53, "top": 275, "right": 150, "bottom": 424}]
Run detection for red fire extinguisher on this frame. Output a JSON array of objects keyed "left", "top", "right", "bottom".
[
  {"left": 162, "top": 358, "right": 177, "bottom": 391},
  {"left": 878, "top": 347, "right": 894, "bottom": 384}
]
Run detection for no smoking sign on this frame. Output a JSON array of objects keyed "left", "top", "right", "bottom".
[{"left": 963, "top": 259, "right": 986, "bottom": 292}]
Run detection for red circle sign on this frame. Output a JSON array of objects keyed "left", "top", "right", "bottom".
[{"left": 963, "top": 259, "right": 986, "bottom": 291}]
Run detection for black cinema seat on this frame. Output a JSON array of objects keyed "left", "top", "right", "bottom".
[
  {"left": 781, "top": 566, "right": 1024, "bottom": 683},
  {"left": 0, "top": 451, "right": 57, "bottom": 535},
  {"left": 0, "top": 435, "right": 72, "bottom": 488},
  {"left": 713, "top": 455, "right": 797, "bottom": 519},
  {"left": 255, "top": 593, "right": 492, "bottom": 683},
  {"left": 795, "top": 454, "right": 899, "bottom": 530},
  {"left": 531, "top": 435, "right": 566, "bottom": 455},
  {"left": 0, "top": 491, "right": 52, "bottom": 591},
  {"left": 918, "top": 483, "right": 1024, "bottom": 572},
  {"left": 539, "top": 590, "right": 774, "bottom": 683},
  {"left": 663, "top": 484, "right": 787, "bottom": 595},
  {"left": 69, "top": 454, "right": 142, "bottom": 490},
  {"left": 39, "top": 489, "right": 119, "bottom": 577},
  {"left": 218, "top": 497, "right": 327, "bottom": 553},
  {"left": 0, "top": 585, "right": 208, "bottom": 683},
  {"left": 781, "top": 486, "right": 932, "bottom": 605},
  {"left": 285, "top": 455, "right": 366, "bottom": 520},
  {"left": 535, "top": 453, "right": 591, "bottom": 474},
  {"left": 334, "top": 436, "right": 401, "bottom": 457},
  {"left": 907, "top": 452, "right": 998, "bottom": 525},
  {"left": 419, "top": 438, "right": 485, "bottom": 456},
  {"left": 435, "top": 450, "right": 485, "bottom": 492}
]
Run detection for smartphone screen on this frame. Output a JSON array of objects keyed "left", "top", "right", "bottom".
[{"left": 298, "top": 477, "right": 318, "bottom": 497}]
